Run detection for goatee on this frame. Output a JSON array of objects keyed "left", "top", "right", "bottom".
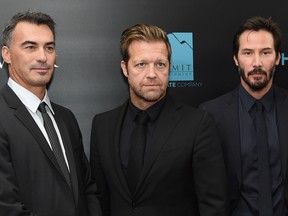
[{"left": 238, "top": 66, "right": 275, "bottom": 91}]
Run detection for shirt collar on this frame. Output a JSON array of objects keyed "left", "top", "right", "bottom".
[
  {"left": 238, "top": 84, "right": 274, "bottom": 112},
  {"left": 129, "top": 95, "right": 167, "bottom": 122},
  {"left": 260, "top": 86, "right": 274, "bottom": 112},
  {"left": 8, "top": 77, "right": 55, "bottom": 114}
]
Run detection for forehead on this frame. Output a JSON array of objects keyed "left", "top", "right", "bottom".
[
  {"left": 128, "top": 40, "right": 168, "bottom": 59},
  {"left": 11, "top": 21, "right": 54, "bottom": 43},
  {"left": 238, "top": 30, "right": 274, "bottom": 49}
]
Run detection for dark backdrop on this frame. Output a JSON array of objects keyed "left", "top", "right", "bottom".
[{"left": 1, "top": 0, "right": 287, "bottom": 156}]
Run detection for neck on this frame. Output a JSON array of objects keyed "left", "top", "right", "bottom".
[
  {"left": 130, "top": 94, "right": 166, "bottom": 111},
  {"left": 241, "top": 80, "right": 272, "bottom": 100}
]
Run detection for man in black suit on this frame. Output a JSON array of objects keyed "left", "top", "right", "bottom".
[
  {"left": 200, "top": 16, "right": 288, "bottom": 216},
  {"left": 0, "top": 11, "right": 102, "bottom": 216},
  {"left": 90, "top": 23, "right": 228, "bottom": 216}
]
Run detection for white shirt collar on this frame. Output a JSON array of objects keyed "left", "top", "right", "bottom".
[{"left": 8, "top": 77, "right": 55, "bottom": 114}]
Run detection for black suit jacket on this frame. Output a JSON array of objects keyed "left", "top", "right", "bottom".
[
  {"left": 0, "top": 84, "right": 102, "bottom": 216},
  {"left": 200, "top": 85, "right": 288, "bottom": 214},
  {"left": 90, "top": 96, "right": 228, "bottom": 216}
]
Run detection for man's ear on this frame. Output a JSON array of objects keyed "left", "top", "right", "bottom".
[
  {"left": 121, "top": 60, "right": 128, "bottom": 77},
  {"left": 275, "top": 52, "right": 281, "bottom": 66},
  {"left": 2, "top": 46, "right": 11, "bottom": 64},
  {"left": 233, "top": 55, "right": 239, "bottom": 66}
]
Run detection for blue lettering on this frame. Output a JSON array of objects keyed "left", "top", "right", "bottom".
[{"left": 281, "top": 53, "right": 288, "bottom": 65}]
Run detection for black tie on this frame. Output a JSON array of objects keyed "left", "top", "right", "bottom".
[
  {"left": 254, "top": 100, "right": 273, "bottom": 216},
  {"left": 38, "top": 102, "right": 71, "bottom": 189},
  {"left": 126, "top": 111, "right": 149, "bottom": 194}
]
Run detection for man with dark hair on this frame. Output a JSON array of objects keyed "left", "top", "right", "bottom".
[
  {"left": 200, "top": 16, "right": 288, "bottom": 216},
  {"left": 90, "top": 23, "right": 228, "bottom": 216},
  {"left": 0, "top": 11, "right": 102, "bottom": 216}
]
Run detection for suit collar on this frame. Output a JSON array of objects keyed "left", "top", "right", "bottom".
[
  {"left": 1, "top": 84, "right": 22, "bottom": 109},
  {"left": 224, "top": 85, "right": 240, "bottom": 105}
]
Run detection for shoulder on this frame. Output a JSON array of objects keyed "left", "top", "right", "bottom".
[
  {"left": 199, "top": 88, "right": 238, "bottom": 111},
  {"left": 51, "top": 102, "right": 77, "bottom": 121},
  {"left": 274, "top": 85, "right": 288, "bottom": 96},
  {"left": 0, "top": 93, "right": 8, "bottom": 108},
  {"left": 273, "top": 85, "right": 288, "bottom": 104},
  {"left": 51, "top": 102, "right": 73, "bottom": 114},
  {"left": 92, "top": 101, "right": 128, "bottom": 122},
  {"left": 166, "top": 96, "right": 214, "bottom": 123}
]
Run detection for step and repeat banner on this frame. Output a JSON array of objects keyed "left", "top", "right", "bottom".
[{"left": 1, "top": 0, "right": 287, "bottom": 156}]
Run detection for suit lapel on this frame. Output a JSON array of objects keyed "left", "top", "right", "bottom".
[
  {"left": 54, "top": 112, "right": 78, "bottom": 203},
  {"left": 15, "top": 105, "right": 63, "bottom": 174},
  {"left": 109, "top": 102, "right": 132, "bottom": 199},
  {"left": 221, "top": 89, "right": 242, "bottom": 185},
  {"left": 136, "top": 97, "right": 182, "bottom": 193},
  {"left": 1, "top": 85, "right": 71, "bottom": 188}
]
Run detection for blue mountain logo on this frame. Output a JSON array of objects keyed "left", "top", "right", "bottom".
[{"left": 167, "top": 32, "right": 194, "bottom": 81}]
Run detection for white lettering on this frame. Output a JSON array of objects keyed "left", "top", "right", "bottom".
[{"left": 0, "top": 60, "right": 5, "bottom": 69}]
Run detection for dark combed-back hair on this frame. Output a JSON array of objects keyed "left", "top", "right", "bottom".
[
  {"left": 120, "top": 23, "right": 172, "bottom": 63},
  {"left": 233, "top": 16, "right": 282, "bottom": 57},
  {"left": 1, "top": 11, "right": 56, "bottom": 47}
]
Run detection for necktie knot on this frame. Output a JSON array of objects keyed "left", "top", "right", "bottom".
[
  {"left": 135, "top": 111, "right": 149, "bottom": 125},
  {"left": 38, "top": 102, "right": 47, "bottom": 113},
  {"left": 254, "top": 100, "right": 264, "bottom": 112}
]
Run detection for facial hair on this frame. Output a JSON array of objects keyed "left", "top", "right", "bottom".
[{"left": 238, "top": 65, "right": 275, "bottom": 91}]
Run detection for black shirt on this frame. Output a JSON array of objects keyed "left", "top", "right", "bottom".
[
  {"left": 234, "top": 85, "right": 285, "bottom": 216},
  {"left": 120, "top": 96, "right": 167, "bottom": 175}
]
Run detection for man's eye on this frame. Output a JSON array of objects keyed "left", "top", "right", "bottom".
[
  {"left": 26, "top": 46, "right": 35, "bottom": 49},
  {"left": 46, "top": 46, "right": 55, "bottom": 52},
  {"left": 136, "top": 63, "right": 145, "bottom": 67},
  {"left": 263, "top": 51, "right": 271, "bottom": 55}
]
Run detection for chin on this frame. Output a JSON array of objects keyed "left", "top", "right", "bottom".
[{"left": 144, "top": 93, "right": 165, "bottom": 102}]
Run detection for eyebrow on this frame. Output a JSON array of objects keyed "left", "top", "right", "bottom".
[
  {"left": 21, "top": 40, "right": 55, "bottom": 46},
  {"left": 241, "top": 47, "right": 273, "bottom": 52}
]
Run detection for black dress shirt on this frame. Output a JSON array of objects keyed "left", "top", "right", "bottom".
[
  {"left": 233, "top": 85, "right": 285, "bottom": 216},
  {"left": 120, "top": 96, "right": 166, "bottom": 175}
]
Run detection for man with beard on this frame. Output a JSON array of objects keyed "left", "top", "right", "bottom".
[
  {"left": 200, "top": 16, "right": 288, "bottom": 216},
  {"left": 90, "top": 23, "right": 228, "bottom": 216}
]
